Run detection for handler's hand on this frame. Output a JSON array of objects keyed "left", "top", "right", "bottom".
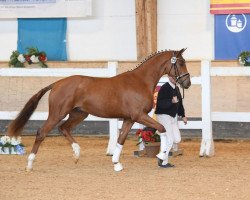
[
  {"left": 172, "top": 96, "right": 178, "bottom": 103},
  {"left": 182, "top": 117, "right": 187, "bottom": 125}
]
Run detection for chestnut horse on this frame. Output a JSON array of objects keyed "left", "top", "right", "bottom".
[{"left": 7, "top": 48, "right": 191, "bottom": 172}]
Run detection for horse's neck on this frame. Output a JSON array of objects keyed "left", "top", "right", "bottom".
[{"left": 134, "top": 55, "right": 168, "bottom": 92}]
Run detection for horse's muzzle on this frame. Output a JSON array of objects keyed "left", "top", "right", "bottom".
[
  {"left": 182, "top": 80, "right": 191, "bottom": 89},
  {"left": 177, "top": 74, "right": 191, "bottom": 89}
]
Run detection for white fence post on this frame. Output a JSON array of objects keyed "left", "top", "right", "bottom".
[
  {"left": 106, "top": 61, "right": 119, "bottom": 155},
  {"left": 108, "top": 61, "right": 118, "bottom": 77},
  {"left": 200, "top": 60, "right": 214, "bottom": 157}
]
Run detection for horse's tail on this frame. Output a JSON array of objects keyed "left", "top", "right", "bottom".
[{"left": 7, "top": 83, "right": 54, "bottom": 137}]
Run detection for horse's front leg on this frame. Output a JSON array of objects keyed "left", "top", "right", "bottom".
[
  {"left": 136, "top": 113, "right": 166, "bottom": 133},
  {"left": 112, "top": 119, "right": 134, "bottom": 172}
]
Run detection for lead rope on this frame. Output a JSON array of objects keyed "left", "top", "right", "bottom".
[
  {"left": 182, "top": 87, "right": 185, "bottom": 99},
  {"left": 176, "top": 84, "right": 185, "bottom": 99}
]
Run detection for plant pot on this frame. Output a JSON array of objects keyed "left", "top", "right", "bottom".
[
  {"left": 144, "top": 142, "right": 160, "bottom": 158},
  {"left": 11, "top": 147, "right": 17, "bottom": 154},
  {"left": 3, "top": 147, "right": 10, "bottom": 154},
  {"left": 25, "top": 63, "right": 41, "bottom": 68},
  {"left": 0, "top": 147, "right": 18, "bottom": 154}
]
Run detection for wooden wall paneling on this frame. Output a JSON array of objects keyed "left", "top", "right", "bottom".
[{"left": 135, "top": 0, "right": 157, "bottom": 60}]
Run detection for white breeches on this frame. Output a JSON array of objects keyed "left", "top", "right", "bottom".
[{"left": 156, "top": 114, "right": 181, "bottom": 163}]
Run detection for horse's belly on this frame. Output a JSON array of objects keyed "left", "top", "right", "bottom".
[{"left": 82, "top": 101, "right": 129, "bottom": 118}]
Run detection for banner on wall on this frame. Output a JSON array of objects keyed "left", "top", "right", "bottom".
[
  {"left": 18, "top": 18, "right": 67, "bottom": 61},
  {"left": 215, "top": 14, "right": 250, "bottom": 59},
  {"left": 210, "top": 0, "right": 250, "bottom": 14},
  {"left": 0, "top": 0, "right": 91, "bottom": 18}
]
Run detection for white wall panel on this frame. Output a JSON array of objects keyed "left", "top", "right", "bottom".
[
  {"left": 0, "top": 20, "right": 18, "bottom": 61},
  {"left": 67, "top": 0, "right": 137, "bottom": 61},
  {"left": 157, "top": 0, "right": 214, "bottom": 60}
]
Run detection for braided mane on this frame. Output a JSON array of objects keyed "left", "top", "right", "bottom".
[{"left": 129, "top": 49, "right": 175, "bottom": 72}]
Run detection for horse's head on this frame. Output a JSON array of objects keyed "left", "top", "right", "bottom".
[{"left": 166, "top": 48, "right": 191, "bottom": 89}]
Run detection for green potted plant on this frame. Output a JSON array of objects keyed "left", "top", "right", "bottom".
[
  {"left": 136, "top": 127, "right": 160, "bottom": 157},
  {"left": 0, "top": 135, "right": 25, "bottom": 155},
  {"left": 9, "top": 47, "right": 48, "bottom": 68},
  {"left": 238, "top": 51, "right": 250, "bottom": 66}
]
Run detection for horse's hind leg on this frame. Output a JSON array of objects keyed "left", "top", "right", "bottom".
[
  {"left": 112, "top": 119, "right": 134, "bottom": 172},
  {"left": 58, "top": 108, "right": 89, "bottom": 163},
  {"left": 26, "top": 115, "right": 64, "bottom": 172}
]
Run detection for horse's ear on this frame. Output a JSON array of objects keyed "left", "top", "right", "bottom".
[
  {"left": 179, "top": 48, "right": 187, "bottom": 55},
  {"left": 175, "top": 48, "right": 187, "bottom": 57}
]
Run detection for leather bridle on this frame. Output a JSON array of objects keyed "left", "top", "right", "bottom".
[
  {"left": 169, "top": 54, "right": 190, "bottom": 86},
  {"left": 159, "top": 52, "right": 190, "bottom": 98},
  {"left": 167, "top": 53, "right": 190, "bottom": 99}
]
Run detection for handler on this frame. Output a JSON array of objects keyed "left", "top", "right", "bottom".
[{"left": 155, "top": 75, "right": 187, "bottom": 168}]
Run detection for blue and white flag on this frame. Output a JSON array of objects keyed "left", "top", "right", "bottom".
[{"left": 215, "top": 14, "right": 250, "bottom": 60}]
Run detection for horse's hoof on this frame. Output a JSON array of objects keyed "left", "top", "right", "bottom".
[
  {"left": 114, "top": 162, "right": 123, "bottom": 172},
  {"left": 73, "top": 154, "right": 79, "bottom": 163},
  {"left": 74, "top": 158, "right": 79, "bottom": 164},
  {"left": 25, "top": 166, "right": 33, "bottom": 172}
]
